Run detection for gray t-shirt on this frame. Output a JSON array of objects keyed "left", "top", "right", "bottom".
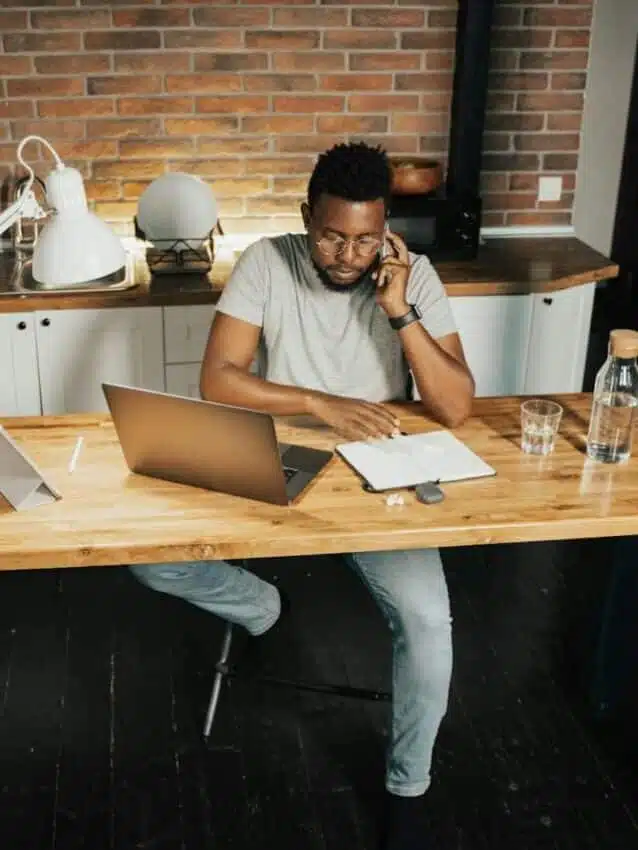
[{"left": 216, "top": 233, "right": 456, "bottom": 402}]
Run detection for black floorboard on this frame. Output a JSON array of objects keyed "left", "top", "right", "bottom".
[{"left": 0, "top": 542, "right": 636, "bottom": 850}]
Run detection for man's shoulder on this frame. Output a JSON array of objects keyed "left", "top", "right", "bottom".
[{"left": 240, "top": 232, "right": 305, "bottom": 262}]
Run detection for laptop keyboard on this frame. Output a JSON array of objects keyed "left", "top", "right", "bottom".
[{"left": 283, "top": 466, "right": 297, "bottom": 483}]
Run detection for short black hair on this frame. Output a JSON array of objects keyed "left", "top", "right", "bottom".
[{"left": 307, "top": 141, "right": 391, "bottom": 210}]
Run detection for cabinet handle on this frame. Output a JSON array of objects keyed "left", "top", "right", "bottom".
[
  {"left": 40, "top": 317, "right": 51, "bottom": 327},
  {"left": 17, "top": 320, "right": 27, "bottom": 330},
  {"left": 542, "top": 297, "right": 553, "bottom": 305}
]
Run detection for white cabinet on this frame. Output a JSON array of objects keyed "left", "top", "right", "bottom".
[
  {"left": 165, "top": 363, "right": 202, "bottom": 398},
  {"left": 164, "top": 304, "right": 216, "bottom": 364},
  {"left": 36, "top": 307, "right": 164, "bottom": 414},
  {"left": 523, "top": 282, "right": 595, "bottom": 395},
  {"left": 450, "top": 295, "right": 533, "bottom": 397},
  {"left": 0, "top": 313, "right": 41, "bottom": 416}
]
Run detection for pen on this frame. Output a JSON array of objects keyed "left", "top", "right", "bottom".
[{"left": 68, "top": 436, "right": 84, "bottom": 474}]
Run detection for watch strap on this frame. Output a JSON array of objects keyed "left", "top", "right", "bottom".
[{"left": 389, "top": 304, "right": 421, "bottom": 330}]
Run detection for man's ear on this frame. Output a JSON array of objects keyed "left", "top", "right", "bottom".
[{"left": 300, "top": 202, "right": 311, "bottom": 230}]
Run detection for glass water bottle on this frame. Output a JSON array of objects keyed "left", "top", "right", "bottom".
[{"left": 586, "top": 329, "right": 638, "bottom": 463}]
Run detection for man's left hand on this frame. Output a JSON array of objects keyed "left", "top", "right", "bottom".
[{"left": 373, "top": 229, "right": 411, "bottom": 320}]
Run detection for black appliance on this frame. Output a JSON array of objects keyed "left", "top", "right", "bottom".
[{"left": 387, "top": 0, "right": 494, "bottom": 261}]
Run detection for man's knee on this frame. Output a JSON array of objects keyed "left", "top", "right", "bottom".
[{"left": 129, "top": 561, "right": 228, "bottom": 598}]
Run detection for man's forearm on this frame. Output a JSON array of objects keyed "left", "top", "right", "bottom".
[
  {"left": 201, "top": 363, "right": 322, "bottom": 417},
  {"left": 398, "top": 323, "right": 475, "bottom": 427}
]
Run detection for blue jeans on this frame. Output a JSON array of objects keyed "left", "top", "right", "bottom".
[{"left": 130, "top": 548, "right": 452, "bottom": 797}]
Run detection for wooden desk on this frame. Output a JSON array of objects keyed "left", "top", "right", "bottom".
[{"left": 1, "top": 394, "right": 637, "bottom": 572}]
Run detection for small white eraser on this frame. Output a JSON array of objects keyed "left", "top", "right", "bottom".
[{"left": 385, "top": 493, "right": 404, "bottom": 506}]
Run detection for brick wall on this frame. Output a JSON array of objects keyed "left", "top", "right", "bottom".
[{"left": 0, "top": 1, "right": 593, "bottom": 236}]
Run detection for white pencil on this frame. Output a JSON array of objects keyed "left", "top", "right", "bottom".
[{"left": 68, "top": 436, "right": 84, "bottom": 474}]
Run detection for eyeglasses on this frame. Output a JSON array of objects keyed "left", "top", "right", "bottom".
[{"left": 315, "top": 234, "right": 382, "bottom": 257}]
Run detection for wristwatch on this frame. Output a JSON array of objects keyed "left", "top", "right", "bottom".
[{"left": 388, "top": 304, "right": 422, "bottom": 330}]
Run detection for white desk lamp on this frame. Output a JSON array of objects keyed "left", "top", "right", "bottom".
[{"left": 0, "top": 135, "right": 125, "bottom": 286}]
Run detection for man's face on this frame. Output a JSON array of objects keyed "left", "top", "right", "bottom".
[{"left": 302, "top": 194, "right": 386, "bottom": 290}]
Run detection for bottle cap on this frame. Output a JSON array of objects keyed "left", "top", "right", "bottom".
[{"left": 609, "top": 329, "right": 638, "bottom": 358}]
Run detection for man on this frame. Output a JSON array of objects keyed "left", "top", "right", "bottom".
[{"left": 131, "top": 142, "right": 475, "bottom": 849}]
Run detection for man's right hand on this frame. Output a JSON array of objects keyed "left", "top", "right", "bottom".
[{"left": 307, "top": 394, "right": 401, "bottom": 441}]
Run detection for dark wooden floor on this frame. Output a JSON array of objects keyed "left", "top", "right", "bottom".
[{"left": 0, "top": 541, "right": 636, "bottom": 850}]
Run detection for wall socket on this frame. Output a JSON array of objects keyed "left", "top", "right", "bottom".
[{"left": 538, "top": 176, "right": 563, "bottom": 203}]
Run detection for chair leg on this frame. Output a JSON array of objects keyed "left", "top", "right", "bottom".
[{"left": 203, "top": 621, "right": 234, "bottom": 739}]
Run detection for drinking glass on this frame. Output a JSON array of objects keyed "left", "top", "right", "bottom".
[{"left": 520, "top": 399, "right": 563, "bottom": 455}]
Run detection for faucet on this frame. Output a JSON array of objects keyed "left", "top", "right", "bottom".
[{"left": 12, "top": 174, "right": 47, "bottom": 256}]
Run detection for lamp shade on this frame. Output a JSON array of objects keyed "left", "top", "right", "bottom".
[
  {"left": 137, "top": 173, "right": 218, "bottom": 250},
  {"left": 32, "top": 165, "right": 126, "bottom": 286}
]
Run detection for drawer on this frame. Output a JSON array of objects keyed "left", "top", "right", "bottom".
[{"left": 163, "top": 304, "right": 216, "bottom": 365}]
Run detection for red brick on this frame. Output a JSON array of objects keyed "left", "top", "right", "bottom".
[
  {"left": 122, "top": 181, "right": 151, "bottom": 200},
  {"left": 515, "top": 132, "right": 581, "bottom": 152},
  {"left": 427, "top": 10, "right": 457, "bottom": 28},
  {"left": 241, "top": 115, "right": 314, "bottom": 134},
  {"left": 85, "top": 180, "right": 121, "bottom": 201},
  {"left": 274, "top": 7, "right": 347, "bottom": 26},
  {"left": 165, "top": 159, "right": 245, "bottom": 178},
  {"left": 317, "top": 115, "right": 388, "bottom": 133},
  {"left": 492, "top": 7, "right": 523, "bottom": 27},
  {"left": 517, "top": 92, "right": 583, "bottom": 111},
  {"left": 196, "top": 137, "right": 269, "bottom": 156},
  {"left": 421, "top": 92, "right": 453, "bottom": 111},
  {"left": 325, "top": 30, "right": 396, "bottom": 49},
  {"left": 349, "top": 52, "right": 421, "bottom": 72},
  {"left": 417, "top": 136, "right": 447, "bottom": 155},
  {"left": 115, "top": 54, "right": 190, "bottom": 74},
  {"left": 195, "top": 95, "right": 268, "bottom": 114},
  {"left": 482, "top": 153, "right": 540, "bottom": 172},
  {"left": 113, "top": 8, "right": 189, "bottom": 27},
  {"left": 523, "top": 8, "right": 592, "bottom": 27},
  {"left": 53, "top": 140, "right": 117, "bottom": 160},
  {"left": 485, "top": 113, "right": 544, "bottom": 132},
  {"left": 0, "top": 11, "right": 27, "bottom": 28},
  {"left": 193, "top": 7, "right": 269, "bottom": 26},
  {"left": 85, "top": 31, "right": 160, "bottom": 51},
  {"left": 426, "top": 52, "right": 455, "bottom": 71},
  {"left": 509, "top": 173, "right": 577, "bottom": 193},
  {"left": 395, "top": 73, "right": 453, "bottom": 91},
  {"left": 391, "top": 112, "right": 450, "bottom": 134},
  {"left": 482, "top": 212, "right": 506, "bottom": 227},
  {"left": 491, "top": 29, "right": 552, "bottom": 49},
  {"left": 521, "top": 51, "right": 588, "bottom": 71},
  {"left": 352, "top": 9, "right": 424, "bottom": 27},
  {"left": 118, "top": 97, "right": 193, "bottom": 116},
  {"left": 481, "top": 173, "right": 509, "bottom": 193},
  {"left": 88, "top": 118, "right": 161, "bottom": 138},
  {"left": 246, "top": 197, "right": 300, "bottom": 216},
  {"left": 207, "top": 177, "right": 271, "bottom": 197},
  {"left": 88, "top": 76, "right": 161, "bottom": 96},
  {"left": 245, "top": 31, "right": 320, "bottom": 50},
  {"left": 275, "top": 135, "right": 344, "bottom": 153},
  {"left": 35, "top": 54, "right": 111, "bottom": 75},
  {"left": 507, "top": 212, "right": 572, "bottom": 226},
  {"left": 400, "top": 31, "right": 455, "bottom": 50},
  {"left": 216, "top": 198, "right": 245, "bottom": 218},
  {"left": 194, "top": 53, "right": 268, "bottom": 72},
  {"left": 0, "top": 56, "right": 33, "bottom": 76},
  {"left": 11, "top": 119, "right": 85, "bottom": 139},
  {"left": 93, "top": 160, "right": 165, "bottom": 180},
  {"left": 164, "top": 117, "right": 238, "bottom": 136},
  {"left": 554, "top": 30, "right": 590, "bottom": 49},
  {"left": 487, "top": 92, "right": 517, "bottom": 112},
  {"left": 483, "top": 134, "right": 513, "bottom": 153},
  {"left": 244, "top": 74, "right": 316, "bottom": 92},
  {"left": 275, "top": 52, "right": 345, "bottom": 72},
  {"left": 543, "top": 153, "right": 578, "bottom": 170},
  {"left": 164, "top": 30, "right": 242, "bottom": 49},
  {"left": 273, "top": 176, "right": 308, "bottom": 194},
  {"left": 551, "top": 73, "right": 587, "bottom": 91},
  {"left": 8, "top": 77, "right": 84, "bottom": 97},
  {"left": 120, "top": 138, "right": 194, "bottom": 158},
  {"left": 238, "top": 157, "right": 314, "bottom": 175},
  {"left": 318, "top": 74, "right": 392, "bottom": 92},
  {"left": 490, "top": 72, "right": 549, "bottom": 91},
  {"left": 483, "top": 192, "right": 539, "bottom": 211},
  {"left": 38, "top": 98, "right": 114, "bottom": 118},
  {"left": 31, "top": 9, "right": 109, "bottom": 28},
  {"left": 547, "top": 113, "right": 582, "bottom": 132},
  {"left": 4, "top": 33, "right": 81, "bottom": 52},
  {"left": 0, "top": 101, "right": 35, "bottom": 119},
  {"left": 363, "top": 134, "right": 418, "bottom": 154},
  {"left": 94, "top": 201, "right": 138, "bottom": 221},
  {"left": 489, "top": 51, "right": 519, "bottom": 71},
  {"left": 539, "top": 192, "right": 574, "bottom": 210},
  {"left": 166, "top": 74, "right": 242, "bottom": 94},
  {"left": 349, "top": 94, "right": 420, "bottom": 112}
]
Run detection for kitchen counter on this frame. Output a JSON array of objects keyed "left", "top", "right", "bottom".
[{"left": 0, "top": 236, "right": 618, "bottom": 314}]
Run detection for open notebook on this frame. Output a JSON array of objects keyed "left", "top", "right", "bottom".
[
  {"left": 336, "top": 430, "right": 496, "bottom": 492},
  {"left": 0, "top": 426, "right": 61, "bottom": 511}
]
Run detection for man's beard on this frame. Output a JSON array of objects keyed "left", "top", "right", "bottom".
[{"left": 311, "top": 257, "right": 379, "bottom": 294}]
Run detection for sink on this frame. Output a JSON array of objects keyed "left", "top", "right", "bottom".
[{"left": 0, "top": 253, "right": 139, "bottom": 296}]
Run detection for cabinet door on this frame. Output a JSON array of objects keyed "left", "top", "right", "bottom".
[
  {"left": 523, "top": 282, "right": 595, "bottom": 395},
  {"left": 0, "top": 313, "right": 41, "bottom": 416},
  {"left": 165, "top": 363, "right": 202, "bottom": 399},
  {"left": 449, "top": 295, "right": 532, "bottom": 397},
  {"left": 164, "top": 304, "right": 216, "bottom": 364},
  {"left": 36, "top": 307, "right": 165, "bottom": 415}
]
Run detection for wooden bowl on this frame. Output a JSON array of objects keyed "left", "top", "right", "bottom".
[{"left": 390, "top": 158, "right": 443, "bottom": 195}]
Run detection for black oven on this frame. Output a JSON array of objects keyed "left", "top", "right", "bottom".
[{"left": 388, "top": 192, "right": 481, "bottom": 261}]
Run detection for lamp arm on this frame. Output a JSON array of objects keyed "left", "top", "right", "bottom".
[{"left": 0, "top": 134, "right": 61, "bottom": 237}]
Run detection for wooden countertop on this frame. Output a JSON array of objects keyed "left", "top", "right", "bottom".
[
  {"left": 1, "top": 394, "right": 637, "bottom": 571},
  {"left": 0, "top": 236, "right": 618, "bottom": 314}
]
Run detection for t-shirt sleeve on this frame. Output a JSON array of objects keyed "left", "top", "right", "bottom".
[
  {"left": 406, "top": 254, "right": 457, "bottom": 339},
  {"left": 215, "top": 238, "right": 269, "bottom": 328}
]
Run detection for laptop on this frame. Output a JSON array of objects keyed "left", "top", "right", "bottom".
[{"left": 101, "top": 383, "right": 333, "bottom": 506}]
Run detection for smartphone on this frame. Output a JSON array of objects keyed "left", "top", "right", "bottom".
[{"left": 381, "top": 222, "right": 390, "bottom": 259}]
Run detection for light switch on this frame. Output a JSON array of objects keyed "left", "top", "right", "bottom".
[{"left": 538, "top": 176, "right": 563, "bottom": 203}]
